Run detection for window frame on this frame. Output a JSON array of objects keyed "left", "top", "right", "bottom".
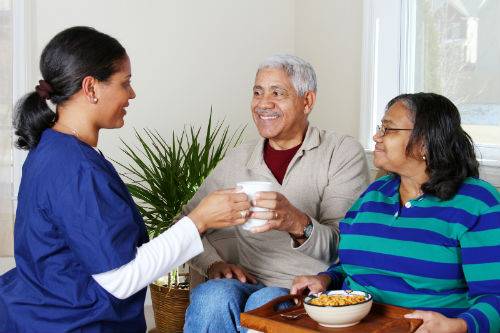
[
  {"left": 360, "top": 0, "right": 500, "bottom": 187},
  {"left": 0, "top": 0, "right": 30, "bottom": 257},
  {"left": 12, "top": 0, "right": 30, "bottom": 205}
]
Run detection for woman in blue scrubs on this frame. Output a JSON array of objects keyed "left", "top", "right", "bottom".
[{"left": 0, "top": 26, "right": 251, "bottom": 333}]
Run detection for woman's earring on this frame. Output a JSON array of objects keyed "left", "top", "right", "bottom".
[
  {"left": 422, "top": 155, "right": 426, "bottom": 161},
  {"left": 92, "top": 97, "right": 98, "bottom": 103}
]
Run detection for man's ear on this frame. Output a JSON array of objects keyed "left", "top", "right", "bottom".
[
  {"left": 81, "top": 76, "right": 98, "bottom": 104},
  {"left": 303, "top": 91, "right": 316, "bottom": 115}
]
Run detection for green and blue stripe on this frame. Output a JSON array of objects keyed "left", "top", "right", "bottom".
[{"left": 322, "top": 175, "right": 500, "bottom": 333}]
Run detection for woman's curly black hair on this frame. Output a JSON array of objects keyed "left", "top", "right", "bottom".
[{"left": 386, "top": 92, "right": 479, "bottom": 200}]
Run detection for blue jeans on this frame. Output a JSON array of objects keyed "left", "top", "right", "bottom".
[{"left": 183, "top": 279, "right": 290, "bottom": 333}]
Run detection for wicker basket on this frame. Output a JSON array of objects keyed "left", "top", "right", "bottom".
[{"left": 150, "top": 282, "right": 190, "bottom": 333}]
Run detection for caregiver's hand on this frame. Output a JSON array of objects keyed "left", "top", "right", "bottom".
[
  {"left": 405, "top": 310, "right": 467, "bottom": 333},
  {"left": 188, "top": 188, "right": 251, "bottom": 234}
]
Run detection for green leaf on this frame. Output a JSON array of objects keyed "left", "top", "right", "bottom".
[{"left": 115, "top": 110, "right": 246, "bottom": 237}]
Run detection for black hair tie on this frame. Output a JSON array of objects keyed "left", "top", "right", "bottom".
[{"left": 35, "top": 80, "right": 54, "bottom": 100}]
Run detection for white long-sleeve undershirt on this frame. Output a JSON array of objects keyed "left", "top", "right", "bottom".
[{"left": 92, "top": 216, "right": 203, "bottom": 299}]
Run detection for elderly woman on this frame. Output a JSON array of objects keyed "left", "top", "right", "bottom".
[{"left": 291, "top": 93, "right": 500, "bottom": 333}]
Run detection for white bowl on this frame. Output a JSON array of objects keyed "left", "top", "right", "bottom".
[{"left": 304, "top": 290, "right": 373, "bottom": 328}]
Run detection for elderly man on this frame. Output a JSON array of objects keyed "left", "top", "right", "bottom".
[{"left": 183, "top": 54, "right": 370, "bottom": 332}]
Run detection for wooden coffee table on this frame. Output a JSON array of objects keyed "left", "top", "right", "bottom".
[{"left": 240, "top": 295, "right": 423, "bottom": 333}]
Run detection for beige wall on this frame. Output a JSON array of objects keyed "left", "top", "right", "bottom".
[
  {"left": 295, "top": 0, "right": 363, "bottom": 139},
  {"left": 32, "top": 0, "right": 298, "bottom": 162},
  {"left": 32, "top": 0, "right": 363, "bottom": 163}
]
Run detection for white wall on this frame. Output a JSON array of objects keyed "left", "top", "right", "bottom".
[
  {"left": 0, "top": 257, "right": 15, "bottom": 275},
  {"left": 31, "top": 0, "right": 364, "bottom": 162},
  {"left": 295, "top": 0, "right": 363, "bottom": 139},
  {"left": 33, "top": 0, "right": 298, "bottom": 161}
]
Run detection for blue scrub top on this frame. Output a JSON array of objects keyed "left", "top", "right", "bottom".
[{"left": 0, "top": 129, "right": 149, "bottom": 333}]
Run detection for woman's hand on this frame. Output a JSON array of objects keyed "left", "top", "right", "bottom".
[
  {"left": 249, "top": 191, "right": 309, "bottom": 235},
  {"left": 207, "top": 261, "right": 257, "bottom": 284},
  {"left": 188, "top": 188, "right": 251, "bottom": 234},
  {"left": 290, "top": 275, "right": 331, "bottom": 295},
  {"left": 405, "top": 310, "right": 467, "bottom": 333}
]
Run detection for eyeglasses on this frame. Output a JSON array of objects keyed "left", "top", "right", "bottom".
[{"left": 376, "top": 124, "right": 413, "bottom": 137}]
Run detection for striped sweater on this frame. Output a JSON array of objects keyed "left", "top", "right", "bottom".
[{"left": 321, "top": 175, "right": 500, "bottom": 333}]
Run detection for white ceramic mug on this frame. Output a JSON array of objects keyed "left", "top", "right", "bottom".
[{"left": 236, "top": 181, "right": 274, "bottom": 230}]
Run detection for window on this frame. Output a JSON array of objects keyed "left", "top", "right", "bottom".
[
  {"left": 410, "top": 0, "right": 500, "bottom": 163},
  {"left": 0, "top": 0, "right": 29, "bottom": 256},
  {"left": 362, "top": 0, "right": 500, "bottom": 187},
  {"left": 0, "top": 0, "right": 14, "bottom": 256}
]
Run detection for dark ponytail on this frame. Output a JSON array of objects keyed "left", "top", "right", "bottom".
[
  {"left": 13, "top": 26, "right": 127, "bottom": 149},
  {"left": 13, "top": 92, "right": 55, "bottom": 149}
]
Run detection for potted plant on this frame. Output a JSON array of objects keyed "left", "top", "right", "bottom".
[{"left": 116, "top": 111, "right": 245, "bottom": 332}]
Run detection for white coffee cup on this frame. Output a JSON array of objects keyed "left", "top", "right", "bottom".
[{"left": 236, "top": 181, "right": 274, "bottom": 230}]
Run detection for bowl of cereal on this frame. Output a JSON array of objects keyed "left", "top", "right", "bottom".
[{"left": 304, "top": 290, "right": 373, "bottom": 327}]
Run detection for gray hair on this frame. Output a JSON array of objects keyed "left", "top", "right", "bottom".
[
  {"left": 257, "top": 54, "right": 317, "bottom": 96},
  {"left": 386, "top": 95, "right": 417, "bottom": 123}
]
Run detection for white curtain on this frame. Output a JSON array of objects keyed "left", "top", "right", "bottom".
[{"left": 0, "top": 0, "right": 14, "bottom": 256}]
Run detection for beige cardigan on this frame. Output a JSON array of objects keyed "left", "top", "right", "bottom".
[{"left": 183, "top": 125, "right": 370, "bottom": 288}]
